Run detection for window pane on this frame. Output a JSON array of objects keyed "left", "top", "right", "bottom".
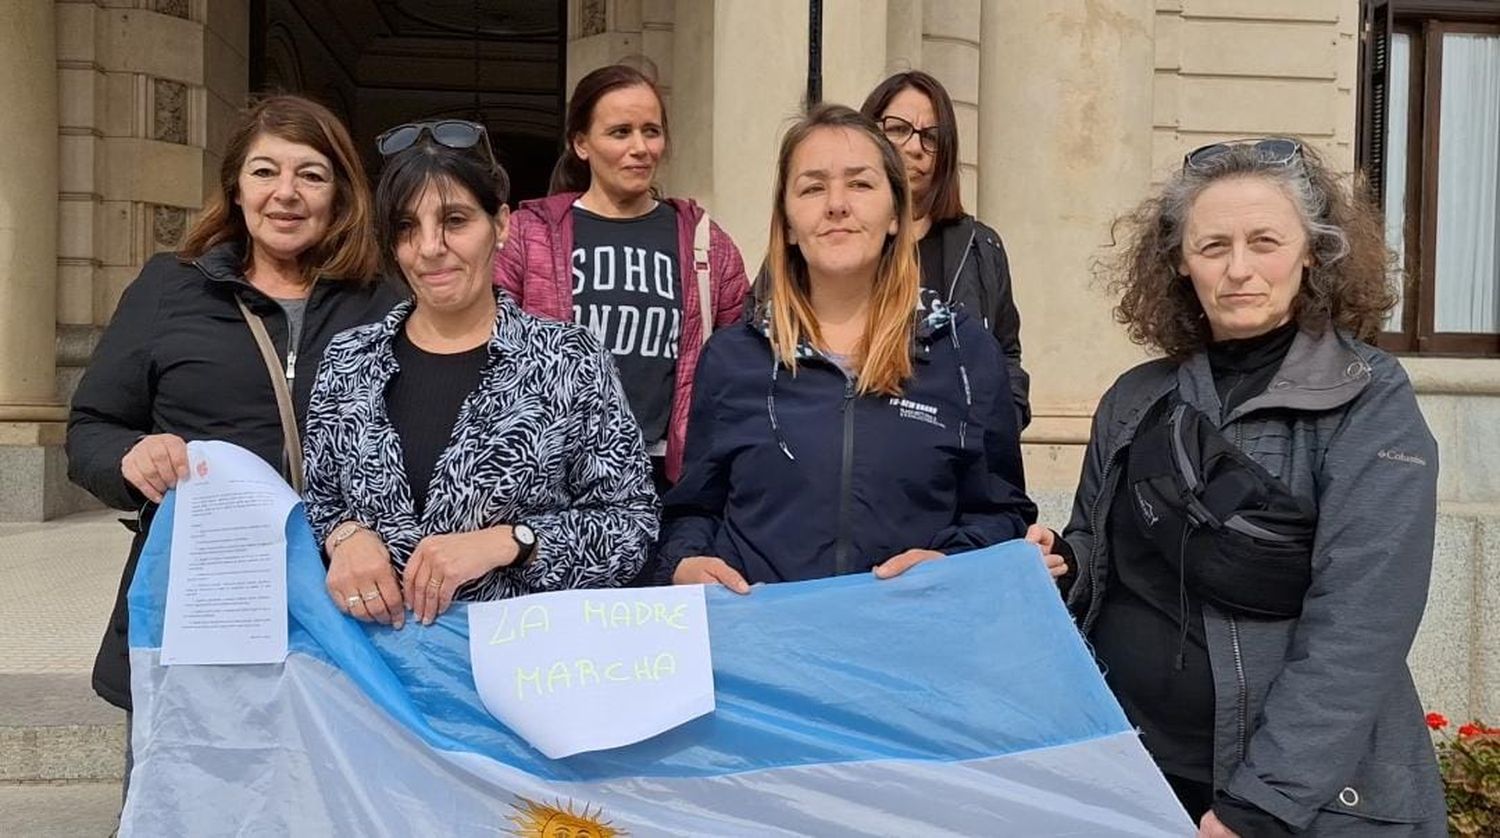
[
  {"left": 1434, "top": 33, "right": 1500, "bottom": 333},
  {"left": 1383, "top": 33, "right": 1411, "bottom": 332}
]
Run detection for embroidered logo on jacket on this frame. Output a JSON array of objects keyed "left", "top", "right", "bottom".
[
  {"left": 887, "top": 397, "right": 946, "bottom": 429},
  {"left": 1377, "top": 449, "right": 1428, "bottom": 467}
]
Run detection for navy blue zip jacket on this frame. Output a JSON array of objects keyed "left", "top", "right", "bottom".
[{"left": 657, "top": 293, "right": 1036, "bottom": 584}]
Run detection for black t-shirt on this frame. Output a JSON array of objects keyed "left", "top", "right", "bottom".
[
  {"left": 386, "top": 329, "right": 488, "bottom": 517},
  {"left": 571, "top": 202, "right": 681, "bottom": 446},
  {"left": 1090, "top": 321, "right": 1299, "bottom": 783},
  {"left": 917, "top": 219, "right": 959, "bottom": 298}
]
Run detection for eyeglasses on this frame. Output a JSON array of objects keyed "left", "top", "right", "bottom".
[
  {"left": 375, "top": 120, "right": 499, "bottom": 171},
  {"left": 880, "top": 115, "right": 941, "bottom": 154},
  {"left": 1183, "top": 138, "right": 1303, "bottom": 171}
]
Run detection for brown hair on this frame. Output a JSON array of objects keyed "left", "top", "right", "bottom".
[
  {"left": 374, "top": 139, "right": 510, "bottom": 290},
  {"left": 764, "top": 104, "right": 920, "bottom": 397},
  {"left": 549, "top": 63, "right": 669, "bottom": 195},
  {"left": 180, "top": 94, "right": 378, "bottom": 284},
  {"left": 1103, "top": 141, "right": 1395, "bottom": 359},
  {"left": 859, "top": 71, "right": 965, "bottom": 222}
]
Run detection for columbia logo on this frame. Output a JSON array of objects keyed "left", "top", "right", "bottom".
[{"left": 1377, "top": 449, "right": 1427, "bottom": 466}]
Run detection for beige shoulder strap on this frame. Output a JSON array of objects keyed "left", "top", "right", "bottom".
[
  {"left": 694, "top": 211, "right": 713, "bottom": 347},
  {"left": 235, "top": 296, "right": 305, "bottom": 493}
]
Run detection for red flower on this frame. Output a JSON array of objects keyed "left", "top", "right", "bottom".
[
  {"left": 1459, "top": 722, "right": 1482, "bottom": 738},
  {"left": 1426, "top": 712, "right": 1449, "bottom": 730}
]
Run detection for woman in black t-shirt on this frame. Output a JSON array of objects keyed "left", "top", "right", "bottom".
[
  {"left": 860, "top": 72, "right": 1030, "bottom": 427},
  {"left": 302, "top": 126, "right": 657, "bottom": 627},
  {"left": 496, "top": 64, "right": 750, "bottom": 495}
]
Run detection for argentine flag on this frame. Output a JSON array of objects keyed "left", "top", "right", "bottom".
[{"left": 124, "top": 495, "right": 1192, "bottom": 836}]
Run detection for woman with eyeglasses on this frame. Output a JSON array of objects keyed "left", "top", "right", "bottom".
[
  {"left": 301, "top": 122, "right": 657, "bottom": 626},
  {"left": 657, "top": 104, "right": 1036, "bottom": 593},
  {"left": 861, "top": 71, "right": 1029, "bottom": 428},
  {"left": 495, "top": 63, "right": 750, "bottom": 504},
  {"left": 1027, "top": 139, "right": 1444, "bottom": 836}
]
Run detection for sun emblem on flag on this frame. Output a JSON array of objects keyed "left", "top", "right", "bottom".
[{"left": 505, "top": 797, "right": 624, "bottom": 837}]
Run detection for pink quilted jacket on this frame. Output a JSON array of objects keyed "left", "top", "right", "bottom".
[{"left": 493, "top": 191, "right": 750, "bottom": 483}]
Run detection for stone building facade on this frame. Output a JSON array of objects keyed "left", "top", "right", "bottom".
[{"left": 0, "top": 0, "right": 1493, "bottom": 721}]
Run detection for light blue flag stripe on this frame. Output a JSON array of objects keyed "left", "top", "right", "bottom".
[{"left": 130, "top": 493, "right": 1134, "bottom": 781}]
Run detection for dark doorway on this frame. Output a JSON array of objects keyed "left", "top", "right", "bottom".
[{"left": 249, "top": 0, "right": 566, "bottom": 203}]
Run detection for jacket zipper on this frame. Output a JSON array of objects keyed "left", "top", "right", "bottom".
[
  {"left": 833, "top": 375, "right": 857, "bottom": 576},
  {"left": 197, "top": 260, "right": 308, "bottom": 389},
  {"left": 1226, "top": 420, "right": 1250, "bottom": 763},
  {"left": 1227, "top": 614, "right": 1250, "bottom": 763},
  {"left": 284, "top": 279, "right": 318, "bottom": 388},
  {"left": 1081, "top": 446, "right": 1124, "bottom": 632},
  {"left": 946, "top": 228, "right": 977, "bottom": 310}
]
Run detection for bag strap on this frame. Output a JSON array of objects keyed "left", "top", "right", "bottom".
[
  {"left": 694, "top": 211, "right": 713, "bottom": 347},
  {"left": 235, "top": 296, "right": 305, "bottom": 493}
]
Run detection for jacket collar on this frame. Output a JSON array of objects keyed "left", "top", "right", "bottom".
[
  {"left": 519, "top": 191, "right": 705, "bottom": 228},
  {"left": 1179, "top": 325, "right": 1372, "bottom": 424},
  {"left": 351, "top": 286, "right": 526, "bottom": 361},
  {"left": 191, "top": 240, "right": 248, "bottom": 283},
  {"left": 190, "top": 240, "right": 352, "bottom": 305},
  {"left": 744, "top": 287, "right": 955, "bottom": 363}
]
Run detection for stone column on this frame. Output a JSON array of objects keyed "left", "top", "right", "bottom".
[
  {"left": 977, "top": 1, "right": 1155, "bottom": 493},
  {"left": 667, "top": 0, "right": 807, "bottom": 256},
  {"left": 885, "top": 0, "right": 922, "bottom": 73},
  {"left": 0, "top": 3, "right": 60, "bottom": 422},
  {"left": 820, "top": 0, "right": 888, "bottom": 109},
  {"left": 923, "top": 0, "right": 981, "bottom": 209}
]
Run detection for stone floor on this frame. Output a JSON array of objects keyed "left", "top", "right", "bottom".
[
  {"left": 0, "top": 782, "right": 122, "bottom": 837},
  {"left": 0, "top": 510, "right": 130, "bottom": 836},
  {"left": 0, "top": 510, "right": 130, "bottom": 674}
]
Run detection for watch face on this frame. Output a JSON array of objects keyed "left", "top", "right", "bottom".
[{"left": 514, "top": 524, "right": 536, "bottom": 547}]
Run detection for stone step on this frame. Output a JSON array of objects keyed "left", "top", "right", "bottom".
[
  {"left": 0, "top": 674, "right": 125, "bottom": 782},
  {"left": 0, "top": 780, "right": 123, "bottom": 836}
]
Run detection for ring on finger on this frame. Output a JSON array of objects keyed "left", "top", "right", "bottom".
[
  {"left": 361, "top": 589, "right": 380, "bottom": 602},
  {"left": 426, "top": 577, "right": 443, "bottom": 589},
  {"left": 345, "top": 594, "right": 361, "bottom": 608}
]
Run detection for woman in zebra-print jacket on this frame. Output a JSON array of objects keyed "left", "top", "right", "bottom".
[{"left": 302, "top": 123, "right": 658, "bottom": 628}]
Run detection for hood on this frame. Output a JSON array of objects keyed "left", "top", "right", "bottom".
[
  {"left": 190, "top": 240, "right": 248, "bottom": 283},
  {"left": 745, "top": 286, "right": 956, "bottom": 361},
  {"left": 517, "top": 192, "right": 704, "bottom": 228}
]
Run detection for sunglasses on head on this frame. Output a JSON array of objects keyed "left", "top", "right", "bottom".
[
  {"left": 376, "top": 120, "right": 499, "bottom": 170},
  {"left": 1183, "top": 138, "right": 1302, "bottom": 171}
]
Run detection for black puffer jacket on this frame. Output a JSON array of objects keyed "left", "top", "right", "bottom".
[
  {"left": 925, "top": 215, "right": 1029, "bottom": 428},
  {"left": 66, "top": 242, "right": 400, "bottom": 709}
]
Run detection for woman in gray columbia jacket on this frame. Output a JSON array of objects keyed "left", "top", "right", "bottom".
[{"left": 1030, "top": 139, "right": 1445, "bottom": 836}]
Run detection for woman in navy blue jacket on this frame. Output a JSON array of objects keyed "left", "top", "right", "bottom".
[{"left": 658, "top": 104, "right": 1039, "bottom": 590}]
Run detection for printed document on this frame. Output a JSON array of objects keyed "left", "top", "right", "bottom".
[{"left": 160, "top": 441, "right": 297, "bottom": 665}]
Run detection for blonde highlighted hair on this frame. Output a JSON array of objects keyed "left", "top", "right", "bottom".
[{"left": 764, "top": 103, "right": 920, "bottom": 396}]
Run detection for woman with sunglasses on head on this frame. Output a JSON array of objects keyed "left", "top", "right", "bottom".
[
  {"left": 67, "top": 95, "right": 398, "bottom": 717},
  {"left": 861, "top": 71, "right": 1030, "bottom": 428},
  {"left": 657, "top": 104, "right": 1036, "bottom": 593},
  {"left": 495, "top": 63, "right": 750, "bottom": 503},
  {"left": 302, "top": 122, "right": 657, "bottom": 626},
  {"left": 1028, "top": 139, "right": 1444, "bottom": 836}
]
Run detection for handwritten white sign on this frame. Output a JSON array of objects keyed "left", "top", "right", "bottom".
[{"left": 467, "top": 585, "right": 714, "bottom": 759}]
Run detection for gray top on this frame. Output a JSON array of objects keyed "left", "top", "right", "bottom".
[{"left": 274, "top": 297, "right": 308, "bottom": 356}]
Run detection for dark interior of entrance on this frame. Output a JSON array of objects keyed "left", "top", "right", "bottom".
[{"left": 249, "top": 0, "right": 566, "bottom": 204}]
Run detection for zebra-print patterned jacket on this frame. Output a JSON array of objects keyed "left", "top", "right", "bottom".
[{"left": 302, "top": 290, "right": 659, "bottom": 601}]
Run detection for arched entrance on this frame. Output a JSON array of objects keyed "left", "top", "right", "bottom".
[{"left": 249, "top": 0, "right": 566, "bottom": 203}]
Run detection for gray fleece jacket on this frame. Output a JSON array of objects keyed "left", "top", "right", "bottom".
[{"left": 1063, "top": 326, "right": 1446, "bottom": 836}]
